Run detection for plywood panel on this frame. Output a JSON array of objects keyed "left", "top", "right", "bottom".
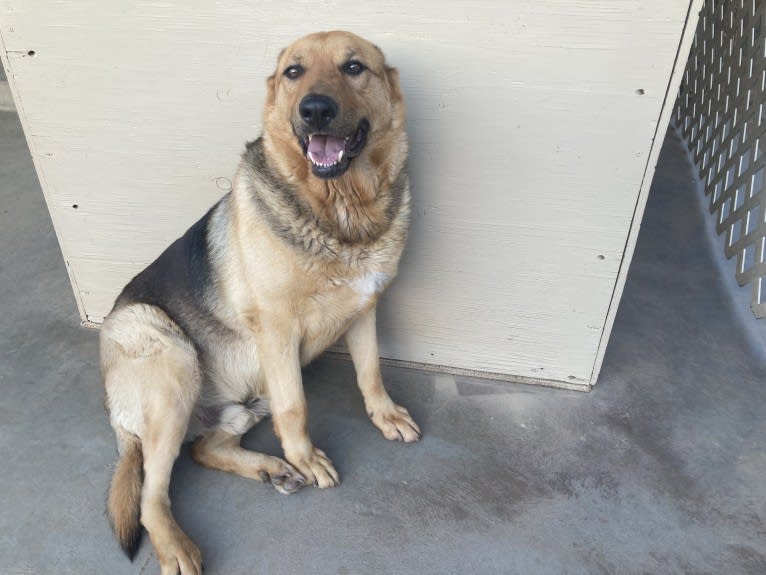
[{"left": 0, "top": 1, "right": 696, "bottom": 387}]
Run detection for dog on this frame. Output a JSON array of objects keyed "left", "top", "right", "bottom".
[{"left": 100, "top": 30, "right": 419, "bottom": 575}]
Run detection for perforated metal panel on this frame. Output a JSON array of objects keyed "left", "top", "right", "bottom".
[{"left": 675, "top": 0, "right": 766, "bottom": 317}]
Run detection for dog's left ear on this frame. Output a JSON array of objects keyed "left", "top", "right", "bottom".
[
  {"left": 385, "top": 66, "right": 406, "bottom": 131},
  {"left": 385, "top": 66, "right": 404, "bottom": 104}
]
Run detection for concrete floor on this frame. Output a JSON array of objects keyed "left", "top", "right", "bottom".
[{"left": 2, "top": 108, "right": 766, "bottom": 575}]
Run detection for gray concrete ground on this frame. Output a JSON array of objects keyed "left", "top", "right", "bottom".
[{"left": 2, "top": 107, "right": 766, "bottom": 575}]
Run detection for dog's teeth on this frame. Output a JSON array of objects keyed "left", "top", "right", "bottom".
[
  {"left": 338, "top": 149, "right": 344, "bottom": 162},
  {"left": 308, "top": 157, "right": 343, "bottom": 169}
]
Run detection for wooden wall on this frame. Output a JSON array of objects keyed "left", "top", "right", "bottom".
[{"left": 0, "top": 1, "right": 699, "bottom": 388}]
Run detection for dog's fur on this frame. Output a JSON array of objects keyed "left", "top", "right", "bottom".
[{"left": 101, "top": 31, "right": 418, "bottom": 575}]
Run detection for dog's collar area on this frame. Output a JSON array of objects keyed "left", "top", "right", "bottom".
[{"left": 300, "top": 119, "right": 369, "bottom": 179}]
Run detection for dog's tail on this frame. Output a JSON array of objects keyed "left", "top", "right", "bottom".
[{"left": 107, "top": 433, "right": 144, "bottom": 559}]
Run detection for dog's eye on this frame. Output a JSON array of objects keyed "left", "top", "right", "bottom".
[
  {"left": 342, "top": 60, "right": 366, "bottom": 76},
  {"left": 283, "top": 65, "right": 305, "bottom": 80}
]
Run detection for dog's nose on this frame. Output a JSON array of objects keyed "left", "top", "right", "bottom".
[{"left": 299, "top": 94, "right": 338, "bottom": 130}]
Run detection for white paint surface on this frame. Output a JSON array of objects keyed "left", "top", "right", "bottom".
[
  {"left": 0, "top": 80, "right": 12, "bottom": 111},
  {"left": 0, "top": 1, "right": 697, "bottom": 387}
]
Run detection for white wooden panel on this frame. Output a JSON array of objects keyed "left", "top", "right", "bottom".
[{"left": 0, "top": 1, "right": 695, "bottom": 387}]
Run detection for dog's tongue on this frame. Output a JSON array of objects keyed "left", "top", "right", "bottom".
[{"left": 308, "top": 135, "right": 345, "bottom": 165}]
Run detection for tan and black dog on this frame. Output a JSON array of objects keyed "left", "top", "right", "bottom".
[{"left": 101, "top": 30, "right": 419, "bottom": 575}]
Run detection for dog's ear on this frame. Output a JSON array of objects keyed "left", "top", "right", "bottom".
[
  {"left": 385, "top": 66, "right": 404, "bottom": 104},
  {"left": 385, "top": 66, "right": 406, "bottom": 132},
  {"left": 266, "top": 48, "right": 288, "bottom": 107},
  {"left": 265, "top": 74, "right": 276, "bottom": 106}
]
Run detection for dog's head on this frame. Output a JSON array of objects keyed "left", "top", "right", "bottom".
[{"left": 263, "top": 31, "right": 406, "bottom": 185}]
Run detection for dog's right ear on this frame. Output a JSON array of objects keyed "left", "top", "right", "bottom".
[
  {"left": 265, "top": 74, "right": 276, "bottom": 107},
  {"left": 265, "top": 47, "right": 287, "bottom": 106}
]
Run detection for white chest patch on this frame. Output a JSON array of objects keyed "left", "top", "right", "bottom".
[{"left": 351, "top": 272, "right": 391, "bottom": 306}]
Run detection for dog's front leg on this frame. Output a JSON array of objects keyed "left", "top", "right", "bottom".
[
  {"left": 345, "top": 306, "right": 421, "bottom": 442},
  {"left": 256, "top": 319, "right": 340, "bottom": 488}
]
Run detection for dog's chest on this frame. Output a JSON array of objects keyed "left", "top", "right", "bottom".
[
  {"left": 296, "top": 266, "right": 391, "bottom": 362},
  {"left": 205, "top": 267, "right": 391, "bottom": 398},
  {"left": 332, "top": 270, "right": 390, "bottom": 307}
]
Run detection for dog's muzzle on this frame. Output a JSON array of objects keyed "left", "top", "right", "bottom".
[{"left": 296, "top": 94, "right": 369, "bottom": 179}]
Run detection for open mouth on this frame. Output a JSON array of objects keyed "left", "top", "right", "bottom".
[{"left": 300, "top": 120, "right": 369, "bottom": 179}]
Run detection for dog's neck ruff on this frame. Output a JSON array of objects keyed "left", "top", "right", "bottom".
[{"left": 241, "top": 138, "right": 409, "bottom": 260}]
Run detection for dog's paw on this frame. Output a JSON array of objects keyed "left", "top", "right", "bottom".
[
  {"left": 152, "top": 524, "right": 203, "bottom": 575},
  {"left": 369, "top": 404, "right": 421, "bottom": 443},
  {"left": 285, "top": 446, "right": 340, "bottom": 489},
  {"left": 257, "top": 459, "right": 306, "bottom": 495}
]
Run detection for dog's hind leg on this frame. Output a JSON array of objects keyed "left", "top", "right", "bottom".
[
  {"left": 191, "top": 429, "right": 305, "bottom": 494},
  {"left": 141, "top": 403, "right": 203, "bottom": 575},
  {"left": 102, "top": 305, "right": 203, "bottom": 575}
]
